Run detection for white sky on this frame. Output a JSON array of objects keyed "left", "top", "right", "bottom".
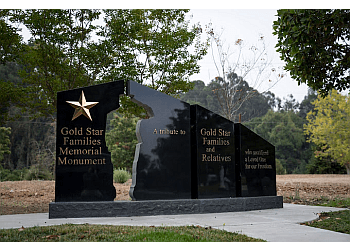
[
  {"left": 187, "top": 9, "right": 309, "bottom": 103},
  {"left": 5, "top": 1, "right": 349, "bottom": 102}
]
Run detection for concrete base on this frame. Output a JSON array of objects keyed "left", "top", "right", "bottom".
[{"left": 49, "top": 196, "right": 283, "bottom": 219}]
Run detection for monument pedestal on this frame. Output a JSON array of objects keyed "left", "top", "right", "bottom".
[{"left": 49, "top": 196, "right": 283, "bottom": 219}]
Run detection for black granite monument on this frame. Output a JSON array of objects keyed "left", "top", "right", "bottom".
[
  {"left": 49, "top": 80, "right": 282, "bottom": 219},
  {"left": 191, "top": 105, "right": 236, "bottom": 199},
  {"left": 127, "top": 80, "right": 192, "bottom": 200},
  {"left": 235, "top": 123, "right": 276, "bottom": 197},
  {"left": 55, "top": 80, "right": 124, "bottom": 202}
]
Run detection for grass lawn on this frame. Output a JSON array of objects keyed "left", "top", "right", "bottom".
[
  {"left": 317, "top": 197, "right": 350, "bottom": 208},
  {"left": 303, "top": 210, "right": 350, "bottom": 235},
  {"left": 0, "top": 224, "right": 265, "bottom": 242},
  {"left": 301, "top": 197, "right": 350, "bottom": 235}
]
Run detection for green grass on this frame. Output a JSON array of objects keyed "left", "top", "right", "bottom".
[
  {"left": 0, "top": 224, "right": 265, "bottom": 242},
  {"left": 303, "top": 210, "right": 350, "bottom": 235},
  {"left": 288, "top": 197, "right": 350, "bottom": 235},
  {"left": 284, "top": 196, "right": 350, "bottom": 209},
  {"left": 317, "top": 197, "right": 350, "bottom": 208}
]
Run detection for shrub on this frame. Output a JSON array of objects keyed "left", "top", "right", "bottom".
[
  {"left": 24, "top": 165, "right": 53, "bottom": 181},
  {"left": 276, "top": 159, "right": 286, "bottom": 175},
  {"left": 3, "top": 172, "right": 20, "bottom": 181},
  {"left": 0, "top": 168, "right": 28, "bottom": 181},
  {"left": 113, "top": 168, "right": 131, "bottom": 183},
  {"left": 0, "top": 168, "right": 11, "bottom": 181}
]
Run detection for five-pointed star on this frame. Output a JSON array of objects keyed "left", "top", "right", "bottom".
[{"left": 66, "top": 91, "right": 99, "bottom": 121}]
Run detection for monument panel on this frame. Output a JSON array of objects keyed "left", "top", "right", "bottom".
[
  {"left": 50, "top": 80, "right": 283, "bottom": 219},
  {"left": 190, "top": 105, "right": 236, "bottom": 199},
  {"left": 55, "top": 80, "right": 124, "bottom": 202},
  {"left": 127, "top": 80, "right": 192, "bottom": 200},
  {"left": 235, "top": 123, "right": 276, "bottom": 197}
]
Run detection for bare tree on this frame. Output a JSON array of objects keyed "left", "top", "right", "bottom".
[{"left": 206, "top": 24, "right": 284, "bottom": 122}]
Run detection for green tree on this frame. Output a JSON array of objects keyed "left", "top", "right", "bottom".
[
  {"left": 306, "top": 146, "right": 346, "bottom": 174},
  {"left": 0, "top": 127, "right": 11, "bottom": 167},
  {"left": 3, "top": 108, "right": 56, "bottom": 171},
  {"left": 0, "top": 81, "right": 24, "bottom": 126},
  {"left": 0, "top": 62, "right": 56, "bottom": 171},
  {"left": 179, "top": 80, "right": 221, "bottom": 113},
  {"left": 209, "top": 73, "right": 277, "bottom": 122},
  {"left": 299, "top": 88, "right": 318, "bottom": 119},
  {"left": 180, "top": 76, "right": 277, "bottom": 123},
  {"left": 304, "top": 89, "right": 350, "bottom": 174},
  {"left": 246, "top": 110, "right": 311, "bottom": 173},
  {"left": 14, "top": 9, "right": 111, "bottom": 118},
  {"left": 1, "top": 9, "right": 208, "bottom": 119},
  {"left": 102, "top": 9, "right": 207, "bottom": 95},
  {"left": 273, "top": 9, "right": 350, "bottom": 97},
  {"left": 102, "top": 9, "right": 208, "bottom": 117},
  {"left": 276, "top": 158, "right": 286, "bottom": 175},
  {"left": 281, "top": 94, "right": 299, "bottom": 112},
  {"left": 0, "top": 62, "right": 22, "bottom": 84},
  {"left": 0, "top": 10, "right": 23, "bottom": 64},
  {"left": 0, "top": 10, "right": 26, "bottom": 124},
  {"left": 105, "top": 114, "right": 138, "bottom": 172},
  {"left": 0, "top": 62, "right": 25, "bottom": 126}
]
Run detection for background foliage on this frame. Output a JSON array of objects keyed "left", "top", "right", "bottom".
[
  {"left": 179, "top": 75, "right": 277, "bottom": 123},
  {"left": 1, "top": 9, "right": 350, "bottom": 179},
  {"left": 106, "top": 114, "right": 138, "bottom": 173},
  {"left": 0, "top": 127, "right": 11, "bottom": 168},
  {"left": 304, "top": 89, "right": 350, "bottom": 174},
  {"left": 244, "top": 89, "right": 321, "bottom": 174},
  {"left": 0, "top": 9, "right": 208, "bottom": 119},
  {"left": 245, "top": 110, "right": 310, "bottom": 174},
  {"left": 273, "top": 9, "right": 350, "bottom": 97},
  {"left": 0, "top": 9, "right": 207, "bottom": 177}
]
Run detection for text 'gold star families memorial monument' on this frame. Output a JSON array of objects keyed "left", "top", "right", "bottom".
[{"left": 54, "top": 81, "right": 124, "bottom": 202}]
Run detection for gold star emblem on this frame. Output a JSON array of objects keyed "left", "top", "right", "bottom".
[{"left": 66, "top": 91, "right": 99, "bottom": 121}]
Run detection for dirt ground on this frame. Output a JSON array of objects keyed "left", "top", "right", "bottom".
[
  {"left": 0, "top": 179, "right": 132, "bottom": 215},
  {"left": 276, "top": 174, "right": 350, "bottom": 205},
  {"left": 1, "top": 175, "right": 349, "bottom": 215}
]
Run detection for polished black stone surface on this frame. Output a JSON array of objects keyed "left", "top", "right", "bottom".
[
  {"left": 235, "top": 123, "right": 276, "bottom": 197},
  {"left": 55, "top": 81, "right": 124, "bottom": 202},
  {"left": 190, "top": 105, "right": 236, "bottom": 199},
  {"left": 127, "top": 80, "right": 192, "bottom": 200}
]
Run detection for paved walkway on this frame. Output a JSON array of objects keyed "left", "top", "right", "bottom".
[{"left": 0, "top": 203, "right": 349, "bottom": 242}]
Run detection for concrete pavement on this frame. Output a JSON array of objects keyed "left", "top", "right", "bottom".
[{"left": 0, "top": 203, "right": 349, "bottom": 242}]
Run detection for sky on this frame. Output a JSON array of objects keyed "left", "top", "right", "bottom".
[{"left": 187, "top": 9, "right": 309, "bottom": 103}]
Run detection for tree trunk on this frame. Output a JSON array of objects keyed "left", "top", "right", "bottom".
[
  {"left": 345, "top": 162, "right": 350, "bottom": 175},
  {"left": 26, "top": 122, "right": 31, "bottom": 168}
]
